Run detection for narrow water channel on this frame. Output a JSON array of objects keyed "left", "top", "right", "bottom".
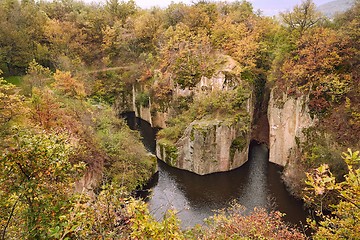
[{"left": 122, "top": 112, "right": 308, "bottom": 229}]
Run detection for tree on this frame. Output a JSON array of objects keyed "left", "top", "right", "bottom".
[
  {"left": 281, "top": 27, "right": 351, "bottom": 112},
  {"left": 30, "top": 87, "right": 61, "bottom": 130},
  {"left": 22, "top": 60, "right": 52, "bottom": 95},
  {"left": 105, "top": 0, "right": 137, "bottom": 26},
  {"left": 199, "top": 203, "right": 305, "bottom": 239},
  {"left": 218, "top": 0, "right": 254, "bottom": 24},
  {"left": 52, "top": 70, "right": 86, "bottom": 98},
  {"left": 304, "top": 149, "right": 360, "bottom": 240},
  {"left": 280, "top": 0, "right": 323, "bottom": 37},
  {"left": 182, "top": 1, "right": 218, "bottom": 33},
  {"left": 0, "top": 0, "right": 48, "bottom": 75},
  {"left": 164, "top": 2, "right": 188, "bottom": 27},
  {"left": 211, "top": 2, "right": 265, "bottom": 71},
  {"left": 0, "top": 74, "right": 26, "bottom": 129},
  {"left": 132, "top": 9, "right": 164, "bottom": 53},
  {"left": 0, "top": 130, "right": 84, "bottom": 239},
  {"left": 44, "top": 19, "right": 87, "bottom": 69},
  {"left": 161, "top": 23, "right": 214, "bottom": 88},
  {"left": 126, "top": 199, "right": 184, "bottom": 240}
]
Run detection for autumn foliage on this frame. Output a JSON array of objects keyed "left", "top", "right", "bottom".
[{"left": 0, "top": 0, "right": 359, "bottom": 239}]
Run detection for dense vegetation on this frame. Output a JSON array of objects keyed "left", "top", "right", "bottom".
[{"left": 0, "top": 0, "right": 359, "bottom": 239}]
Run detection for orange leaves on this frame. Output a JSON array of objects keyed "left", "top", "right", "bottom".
[
  {"left": 211, "top": 15, "right": 262, "bottom": 70},
  {"left": 0, "top": 78, "right": 27, "bottom": 126},
  {"left": 52, "top": 70, "right": 86, "bottom": 98},
  {"left": 297, "top": 28, "right": 342, "bottom": 73},
  {"left": 204, "top": 205, "right": 305, "bottom": 240},
  {"left": 44, "top": 19, "right": 87, "bottom": 56},
  {"left": 282, "top": 28, "right": 344, "bottom": 86},
  {"left": 280, "top": 27, "right": 352, "bottom": 113},
  {"left": 30, "top": 87, "right": 60, "bottom": 129}
]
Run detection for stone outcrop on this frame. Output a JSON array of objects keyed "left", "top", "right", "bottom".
[
  {"left": 121, "top": 55, "right": 254, "bottom": 175},
  {"left": 131, "top": 55, "right": 243, "bottom": 130},
  {"left": 268, "top": 90, "right": 316, "bottom": 166},
  {"left": 132, "top": 84, "right": 169, "bottom": 129},
  {"left": 134, "top": 104, "right": 169, "bottom": 129},
  {"left": 156, "top": 120, "right": 249, "bottom": 175}
]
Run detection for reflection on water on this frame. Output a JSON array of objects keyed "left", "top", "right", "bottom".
[
  {"left": 147, "top": 144, "right": 307, "bottom": 229},
  {"left": 122, "top": 113, "right": 308, "bottom": 229}
]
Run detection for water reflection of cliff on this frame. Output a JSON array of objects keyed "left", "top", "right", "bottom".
[{"left": 123, "top": 112, "right": 308, "bottom": 229}]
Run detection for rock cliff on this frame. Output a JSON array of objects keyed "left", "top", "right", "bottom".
[
  {"left": 268, "top": 90, "right": 316, "bottom": 166},
  {"left": 154, "top": 62, "right": 253, "bottom": 175},
  {"left": 120, "top": 55, "right": 253, "bottom": 175},
  {"left": 157, "top": 119, "right": 249, "bottom": 175}
]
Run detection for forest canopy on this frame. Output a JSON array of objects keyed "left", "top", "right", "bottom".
[{"left": 0, "top": 0, "right": 359, "bottom": 239}]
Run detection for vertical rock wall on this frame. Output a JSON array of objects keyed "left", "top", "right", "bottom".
[
  {"left": 154, "top": 68, "right": 253, "bottom": 175},
  {"left": 121, "top": 56, "right": 254, "bottom": 175},
  {"left": 156, "top": 120, "right": 249, "bottom": 175},
  {"left": 268, "top": 90, "right": 316, "bottom": 166},
  {"left": 132, "top": 84, "right": 169, "bottom": 129}
]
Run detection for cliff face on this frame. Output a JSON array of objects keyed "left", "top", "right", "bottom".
[
  {"left": 155, "top": 66, "right": 253, "bottom": 175},
  {"left": 133, "top": 85, "right": 165, "bottom": 128},
  {"left": 122, "top": 76, "right": 317, "bottom": 176},
  {"left": 118, "top": 56, "right": 253, "bottom": 175},
  {"left": 268, "top": 90, "right": 316, "bottom": 166},
  {"left": 132, "top": 72, "right": 237, "bottom": 129},
  {"left": 157, "top": 120, "right": 249, "bottom": 175}
]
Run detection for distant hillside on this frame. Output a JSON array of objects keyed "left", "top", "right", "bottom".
[{"left": 317, "top": 0, "right": 355, "bottom": 17}]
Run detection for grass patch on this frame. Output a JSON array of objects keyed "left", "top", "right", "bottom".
[{"left": 4, "top": 76, "right": 23, "bottom": 86}]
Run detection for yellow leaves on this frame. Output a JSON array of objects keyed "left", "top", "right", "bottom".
[
  {"left": 27, "top": 59, "right": 52, "bottom": 77},
  {"left": 0, "top": 78, "right": 27, "bottom": 126},
  {"left": 305, "top": 164, "right": 337, "bottom": 195},
  {"left": 211, "top": 15, "right": 262, "bottom": 70},
  {"left": 52, "top": 70, "right": 86, "bottom": 98},
  {"left": 44, "top": 19, "right": 87, "bottom": 54},
  {"left": 280, "top": 0, "right": 322, "bottom": 35},
  {"left": 126, "top": 198, "right": 184, "bottom": 240},
  {"left": 304, "top": 149, "right": 360, "bottom": 239},
  {"left": 342, "top": 148, "right": 360, "bottom": 166}
]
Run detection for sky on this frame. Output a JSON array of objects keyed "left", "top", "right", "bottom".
[{"left": 132, "top": 0, "right": 332, "bottom": 16}]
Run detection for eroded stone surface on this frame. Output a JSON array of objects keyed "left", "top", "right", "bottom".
[
  {"left": 268, "top": 90, "right": 316, "bottom": 166},
  {"left": 157, "top": 120, "right": 249, "bottom": 175}
]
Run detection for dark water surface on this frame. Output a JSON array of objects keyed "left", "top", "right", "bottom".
[{"left": 122, "top": 112, "right": 308, "bottom": 229}]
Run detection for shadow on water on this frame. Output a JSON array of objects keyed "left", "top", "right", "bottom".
[
  {"left": 121, "top": 112, "right": 308, "bottom": 230},
  {"left": 121, "top": 112, "right": 157, "bottom": 154}
]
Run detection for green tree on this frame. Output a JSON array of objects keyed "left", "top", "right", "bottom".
[
  {"left": 0, "top": 0, "right": 48, "bottom": 75},
  {"left": 22, "top": 60, "right": 52, "bottom": 95},
  {"left": 280, "top": 0, "right": 323, "bottom": 37},
  {"left": 105, "top": 0, "right": 137, "bottom": 26},
  {"left": 0, "top": 130, "right": 85, "bottom": 239}
]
